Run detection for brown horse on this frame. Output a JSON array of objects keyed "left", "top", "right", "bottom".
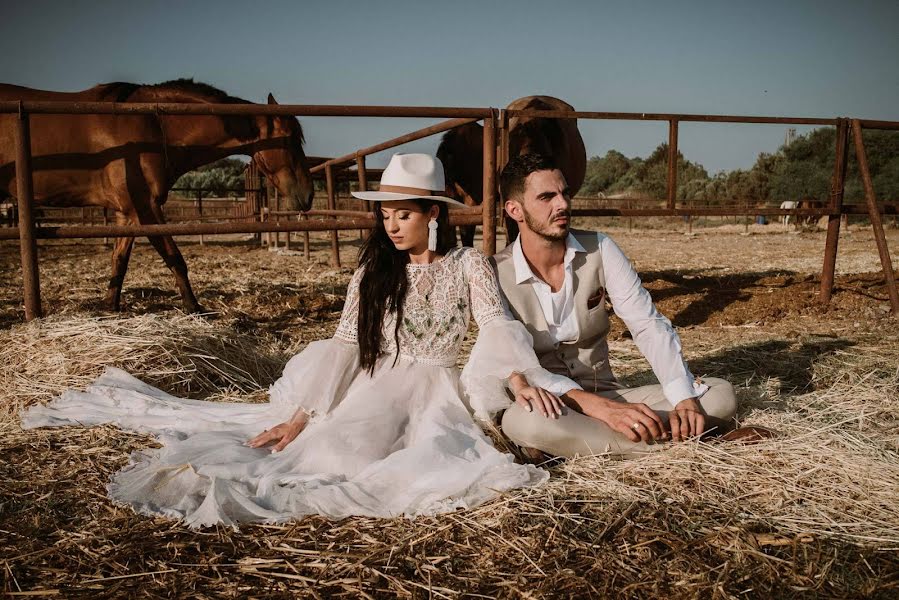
[
  {"left": 797, "top": 197, "right": 824, "bottom": 228},
  {"left": 0, "top": 79, "right": 314, "bottom": 313},
  {"left": 437, "top": 95, "right": 586, "bottom": 246}
]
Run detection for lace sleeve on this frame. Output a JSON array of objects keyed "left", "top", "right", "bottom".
[
  {"left": 461, "top": 248, "right": 508, "bottom": 327},
  {"left": 334, "top": 267, "right": 363, "bottom": 343}
]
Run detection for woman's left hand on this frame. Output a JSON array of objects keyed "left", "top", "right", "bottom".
[
  {"left": 247, "top": 420, "right": 307, "bottom": 453},
  {"left": 515, "top": 385, "right": 564, "bottom": 419}
]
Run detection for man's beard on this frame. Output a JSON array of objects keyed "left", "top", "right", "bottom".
[{"left": 522, "top": 207, "right": 570, "bottom": 241}]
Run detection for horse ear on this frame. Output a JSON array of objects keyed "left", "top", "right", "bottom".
[{"left": 267, "top": 93, "right": 278, "bottom": 105}]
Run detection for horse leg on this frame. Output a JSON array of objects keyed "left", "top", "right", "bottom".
[
  {"left": 140, "top": 202, "right": 203, "bottom": 313},
  {"left": 103, "top": 212, "right": 136, "bottom": 311}
]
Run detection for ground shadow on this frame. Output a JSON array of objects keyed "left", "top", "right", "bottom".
[
  {"left": 638, "top": 269, "right": 806, "bottom": 327},
  {"left": 617, "top": 336, "right": 856, "bottom": 418}
]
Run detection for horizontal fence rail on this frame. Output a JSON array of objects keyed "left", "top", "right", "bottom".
[
  {"left": 0, "top": 212, "right": 485, "bottom": 240},
  {"left": 4, "top": 99, "right": 898, "bottom": 320},
  {"left": 0, "top": 101, "right": 493, "bottom": 118}
]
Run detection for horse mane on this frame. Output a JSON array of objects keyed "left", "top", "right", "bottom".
[
  {"left": 94, "top": 82, "right": 142, "bottom": 103},
  {"left": 151, "top": 78, "right": 250, "bottom": 103},
  {"left": 117, "top": 78, "right": 304, "bottom": 144}
]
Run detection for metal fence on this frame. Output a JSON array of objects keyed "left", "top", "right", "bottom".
[{"left": 1, "top": 100, "right": 897, "bottom": 320}]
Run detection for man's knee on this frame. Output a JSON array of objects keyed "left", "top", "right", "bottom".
[
  {"left": 699, "top": 377, "right": 737, "bottom": 421},
  {"left": 501, "top": 403, "right": 544, "bottom": 447}
]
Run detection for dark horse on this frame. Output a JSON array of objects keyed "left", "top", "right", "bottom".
[
  {"left": 437, "top": 95, "right": 586, "bottom": 246},
  {"left": 0, "top": 79, "right": 314, "bottom": 313}
]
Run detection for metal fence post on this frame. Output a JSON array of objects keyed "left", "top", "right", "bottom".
[
  {"left": 356, "top": 155, "right": 369, "bottom": 240},
  {"left": 819, "top": 118, "right": 849, "bottom": 304},
  {"left": 850, "top": 120, "right": 899, "bottom": 313},
  {"left": 325, "top": 164, "right": 341, "bottom": 267},
  {"left": 15, "top": 103, "right": 42, "bottom": 320},
  {"left": 666, "top": 119, "right": 679, "bottom": 210},
  {"left": 482, "top": 110, "right": 497, "bottom": 255}
]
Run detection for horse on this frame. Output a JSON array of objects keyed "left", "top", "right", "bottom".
[
  {"left": 796, "top": 197, "right": 824, "bottom": 228},
  {"left": 0, "top": 79, "right": 314, "bottom": 313},
  {"left": 437, "top": 95, "right": 586, "bottom": 246},
  {"left": 779, "top": 200, "right": 798, "bottom": 228}
]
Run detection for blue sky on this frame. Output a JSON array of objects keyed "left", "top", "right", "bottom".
[{"left": 2, "top": 0, "right": 896, "bottom": 173}]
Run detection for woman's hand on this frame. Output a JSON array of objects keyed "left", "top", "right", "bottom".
[
  {"left": 508, "top": 373, "right": 563, "bottom": 418},
  {"left": 247, "top": 413, "right": 309, "bottom": 453}
]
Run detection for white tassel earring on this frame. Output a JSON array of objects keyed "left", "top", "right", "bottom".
[{"left": 427, "top": 218, "right": 438, "bottom": 252}]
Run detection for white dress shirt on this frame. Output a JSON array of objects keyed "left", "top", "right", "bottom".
[{"left": 511, "top": 232, "right": 706, "bottom": 404}]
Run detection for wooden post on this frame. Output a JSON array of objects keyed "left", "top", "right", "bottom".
[
  {"left": 482, "top": 111, "right": 497, "bottom": 255},
  {"left": 820, "top": 118, "right": 849, "bottom": 304},
  {"left": 851, "top": 120, "right": 899, "bottom": 313},
  {"left": 326, "top": 164, "right": 340, "bottom": 267},
  {"left": 15, "top": 104, "right": 42, "bottom": 320}
]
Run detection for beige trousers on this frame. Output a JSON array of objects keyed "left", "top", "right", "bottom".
[{"left": 501, "top": 377, "right": 738, "bottom": 459}]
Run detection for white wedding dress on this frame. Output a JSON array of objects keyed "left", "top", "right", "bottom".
[{"left": 22, "top": 247, "right": 578, "bottom": 529}]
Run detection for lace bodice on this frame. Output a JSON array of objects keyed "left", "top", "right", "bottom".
[{"left": 334, "top": 247, "right": 507, "bottom": 367}]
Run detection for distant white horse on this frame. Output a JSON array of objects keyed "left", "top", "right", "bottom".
[{"left": 780, "top": 200, "right": 798, "bottom": 227}]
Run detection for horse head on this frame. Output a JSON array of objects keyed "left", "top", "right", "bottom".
[{"left": 251, "top": 93, "right": 314, "bottom": 212}]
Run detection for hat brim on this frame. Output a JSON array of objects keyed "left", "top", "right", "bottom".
[{"left": 351, "top": 191, "right": 467, "bottom": 207}]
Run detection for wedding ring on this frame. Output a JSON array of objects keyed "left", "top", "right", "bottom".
[{"left": 632, "top": 422, "right": 641, "bottom": 430}]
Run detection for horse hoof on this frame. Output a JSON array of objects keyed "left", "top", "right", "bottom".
[
  {"left": 102, "top": 299, "right": 124, "bottom": 312},
  {"left": 184, "top": 304, "right": 207, "bottom": 315}
]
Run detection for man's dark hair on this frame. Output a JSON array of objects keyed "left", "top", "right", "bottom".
[{"left": 499, "top": 153, "right": 559, "bottom": 202}]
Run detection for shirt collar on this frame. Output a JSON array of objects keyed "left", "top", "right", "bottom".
[{"left": 511, "top": 233, "right": 586, "bottom": 285}]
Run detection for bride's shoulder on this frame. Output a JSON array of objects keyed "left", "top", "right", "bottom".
[
  {"left": 450, "top": 247, "right": 496, "bottom": 280},
  {"left": 453, "top": 246, "right": 487, "bottom": 261}
]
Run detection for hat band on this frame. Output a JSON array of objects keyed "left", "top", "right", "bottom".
[{"left": 378, "top": 184, "right": 443, "bottom": 196}]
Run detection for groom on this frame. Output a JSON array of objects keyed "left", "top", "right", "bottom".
[{"left": 492, "top": 154, "right": 737, "bottom": 458}]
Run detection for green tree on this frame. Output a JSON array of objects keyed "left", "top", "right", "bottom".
[{"left": 173, "top": 158, "right": 247, "bottom": 198}]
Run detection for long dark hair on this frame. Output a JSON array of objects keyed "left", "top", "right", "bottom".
[{"left": 357, "top": 199, "right": 453, "bottom": 373}]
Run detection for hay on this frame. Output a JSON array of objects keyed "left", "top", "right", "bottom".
[
  {"left": 0, "top": 313, "right": 288, "bottom": 422},
  {"left": 2, "top": 314, "right": 899, "bottom": 597},
  {"left": 3, "top": 227, "right": 899, "bottom": 596}
]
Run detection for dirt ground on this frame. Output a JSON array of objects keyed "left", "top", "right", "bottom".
[
  {"left": 2, "top": 221, "right": 899, "bottom": 598},
  {"left": 2, "top": 221, "right": 897, "bottom": 337}
]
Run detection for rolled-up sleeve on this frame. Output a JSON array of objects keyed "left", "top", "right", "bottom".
[{"left": 599, "top": 234, "right": 698, "bottom": 404}]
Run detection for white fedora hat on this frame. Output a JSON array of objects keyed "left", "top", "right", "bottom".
[{"left": 351, "top": 153, "right": 465, "bottom": 206}]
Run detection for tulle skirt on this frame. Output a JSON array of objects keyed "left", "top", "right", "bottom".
[{"left": 22, "top": 340, "right": 548, "bottom": 529}]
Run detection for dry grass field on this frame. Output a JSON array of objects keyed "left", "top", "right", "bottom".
[{"left": 1, "top": 221, "right": 898, "bottom": 598}]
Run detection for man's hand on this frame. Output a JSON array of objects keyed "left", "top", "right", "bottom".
[
  {"left": 564, "top": 389, "right": 667, "bottom": 443},
  {"left": 669, "top": 397, "right": 705, "bottom": 442},
  {"left": 247, "top": 418, "right": 308, "bottom": 453},
  {"left": 597, "top": 401, "right": 667, "bottom": 443}
]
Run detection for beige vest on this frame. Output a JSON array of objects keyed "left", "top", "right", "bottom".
[{"left": 491, "top": 230, "right": 620, "bottom": 393}]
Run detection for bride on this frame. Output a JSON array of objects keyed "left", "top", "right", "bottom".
[{"left": 22, "top": 153, "right": 579, "bottom": 529}]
